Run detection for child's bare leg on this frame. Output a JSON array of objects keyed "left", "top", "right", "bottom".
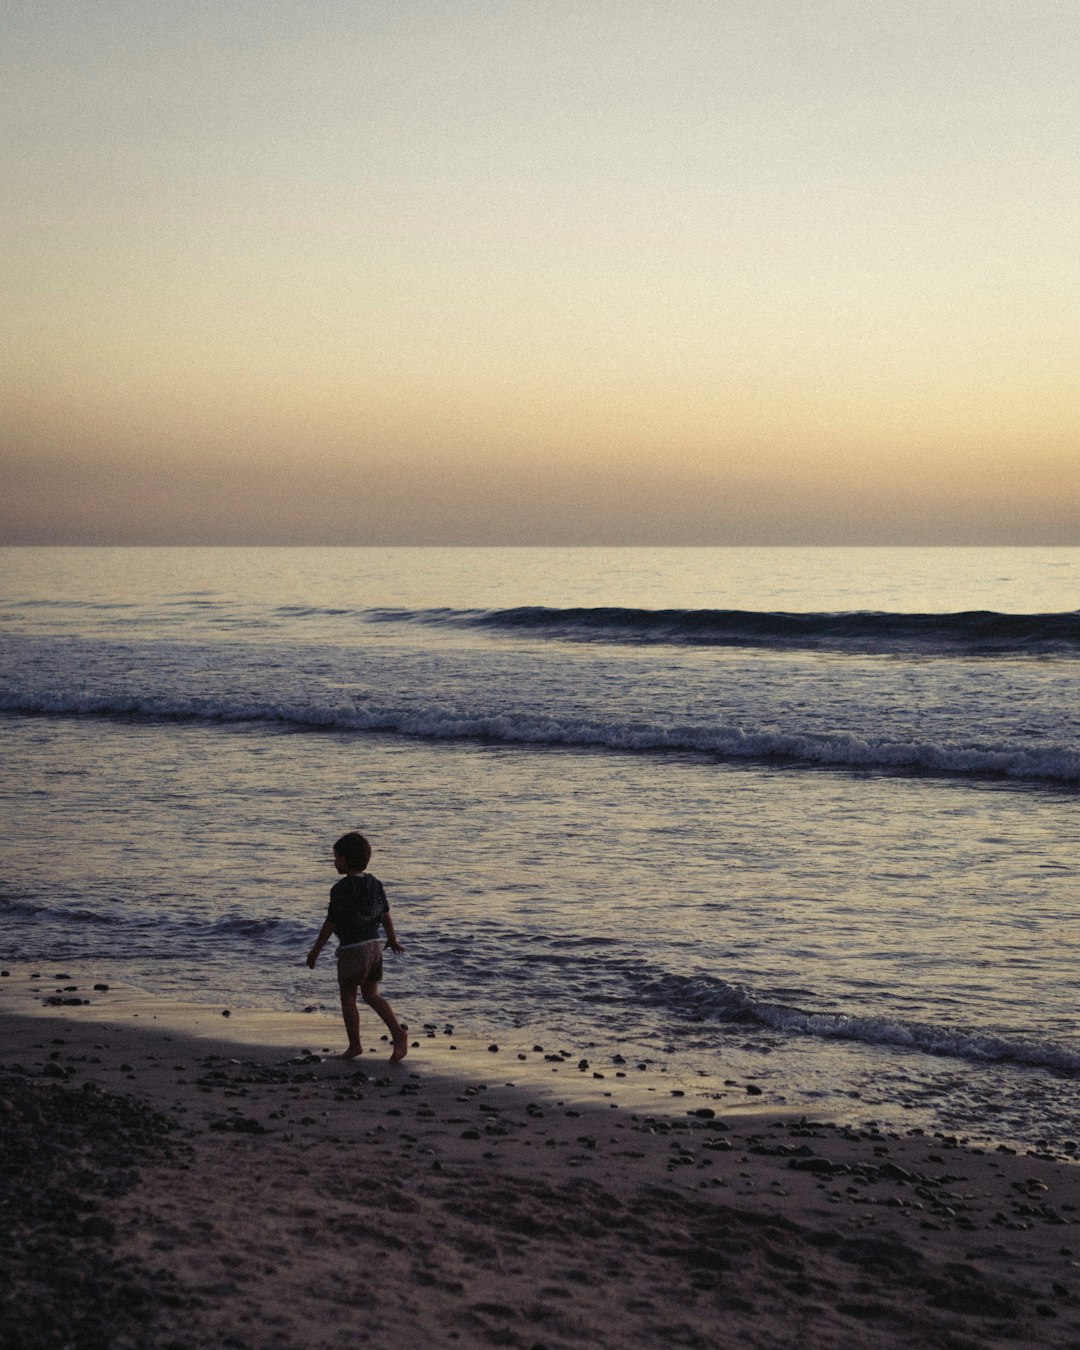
[
  {"left": 361, "top": 981, "right": 407, "bottom": 1061},
  {"left": 339, "top": 985, "right": 363, "bottom": 1058}
]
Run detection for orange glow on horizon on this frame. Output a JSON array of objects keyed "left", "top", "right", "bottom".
[{"left": 1, "top": 2, "right": 1076, "bottom": 545}]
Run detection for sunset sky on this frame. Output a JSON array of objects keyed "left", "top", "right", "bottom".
[{"left": 2, "top": 0, "right": 1077, "bottom": 545}]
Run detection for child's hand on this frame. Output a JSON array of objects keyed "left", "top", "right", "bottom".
[
  {"left": 385, "top": 939, "right": 405, "bottom": 955},
  {"left": 305, "top": 950, "right": 319, "bottom": 968}
]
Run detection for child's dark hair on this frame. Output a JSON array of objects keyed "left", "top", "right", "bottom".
[{"left": 334, "top": 831, "right": 372, "bottom": 870}]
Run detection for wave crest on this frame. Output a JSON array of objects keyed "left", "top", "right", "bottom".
[
  {"left": 644, "top": 970, "right": 1080, "bottom": 1072},
  {"left": 2, "top": 688, "right": 1076, "bottom": 784},
  {"left": 367, "top": 605, "right": 1080, "bottom": 655}
]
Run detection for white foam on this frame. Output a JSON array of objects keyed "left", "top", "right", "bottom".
[{"left": 3, "top": 687, "right": 1076, "bottom": 784}]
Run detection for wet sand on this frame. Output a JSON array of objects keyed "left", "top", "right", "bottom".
[{"left": 3, "top": 964, "right": 1080, "bottom": 1349}]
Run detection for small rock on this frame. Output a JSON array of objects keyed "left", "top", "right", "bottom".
[
  {"left": 788, "top": 1157, "right": 842, "bottom": 1174},
  {"left": 208, "top": 1117, "right": 268, "bottom": 1134},
  {"left": 879, "top": 1162, "right": 914, "bottom": 1182}
]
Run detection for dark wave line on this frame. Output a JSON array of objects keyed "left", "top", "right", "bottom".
[
  {"left": 363, "top": 606, "right": 1080, "bottom": 655},
  {"left": 638, "top": 970, "right": 1080, "bottom": 1072}
]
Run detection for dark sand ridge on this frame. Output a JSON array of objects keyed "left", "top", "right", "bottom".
[{"left": 3, "top": 963, "right": 1080, "bottom": 1349}]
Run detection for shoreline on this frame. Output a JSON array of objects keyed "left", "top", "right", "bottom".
[{"left": 4, "top": 965, "right": 1080, "bottom": 1347}]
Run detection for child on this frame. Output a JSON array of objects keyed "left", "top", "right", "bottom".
[{"left": 306, "top": 831, "right": 408, "bottom": 1062}]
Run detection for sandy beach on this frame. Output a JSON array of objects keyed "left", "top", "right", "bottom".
[{"left": 3, "top": 964, "right": 1080, "bottom": 1350}]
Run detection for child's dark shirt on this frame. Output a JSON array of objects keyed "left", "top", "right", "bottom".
[{"left": 327, "top": 873, "right": 389, "bottom": 947}]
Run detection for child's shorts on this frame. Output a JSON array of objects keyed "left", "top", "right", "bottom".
[{"left": 336, "top": 940, "right": 384, "bottom": 990}]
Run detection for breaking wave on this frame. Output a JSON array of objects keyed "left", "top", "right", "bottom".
[
  {"left": 2, "top": 687, "right": 1076, "bottom": 784},
  {"left": 639, "top": 970, "right": 1080, "bottom": 1072},
  {"left": 363, "top": 606, "right": 1080, "bottom": 656}
]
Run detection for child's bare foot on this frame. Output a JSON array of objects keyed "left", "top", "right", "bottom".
[
  {"left": 340, "top": 1044, "right": 363, "bottom": 1059},
  {"left": 389, "top": 1032, "right": 408, "bottom": 1063}
]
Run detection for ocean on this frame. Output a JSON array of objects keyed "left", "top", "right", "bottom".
[{"left": 2, "top": 546, "right": 1077, "bottom": 1149}]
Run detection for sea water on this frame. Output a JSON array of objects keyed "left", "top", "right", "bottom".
[{"left": 1, "top": 546, "right": 1077, "bottom": 1148}]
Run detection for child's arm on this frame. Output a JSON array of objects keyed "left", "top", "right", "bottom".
[
  {"left": 306, "top": 918, "right": 335, "bottom": 968},
  {"left": 382, "top": 911, "right": 404, "bottom": 956}
]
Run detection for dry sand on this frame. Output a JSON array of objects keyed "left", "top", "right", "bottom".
[{"left": 3, "top": 963, "right": 1080, "bottom": 1349}]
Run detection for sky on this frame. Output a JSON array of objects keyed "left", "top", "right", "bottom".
[{"left": 1, "top": 0, "right": 1077, "bottom": 546}]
